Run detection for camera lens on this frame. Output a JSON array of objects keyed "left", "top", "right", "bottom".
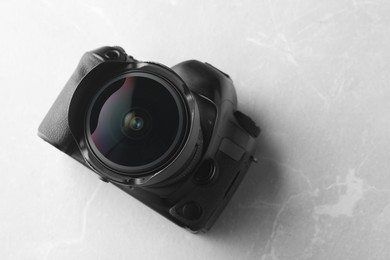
[
  {"left": 126, "top": 114, "right": 144, "bottom": 131},
  {"left": 86, "top": 74, "right": 185, "bottom": 171},
  {"left": 121, "top": 109, "right": 151, "bottom": 138}
]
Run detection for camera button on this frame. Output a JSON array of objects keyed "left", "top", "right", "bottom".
[
  {"left": 180, "top": 202, "right": 202, "bottom": 220},
  {"left": 234, "top": 111, "right": 261, "bottom": 138},
  {"left": 219, "top": 138, "right": 245, "bottom": 161},
  {"left": 194, "top": 159, "right": 216, "bottom": 185}
]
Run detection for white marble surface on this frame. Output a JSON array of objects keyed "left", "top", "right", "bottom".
[{"left": 1, "top": 0, "right": 390, "bottom": 259}]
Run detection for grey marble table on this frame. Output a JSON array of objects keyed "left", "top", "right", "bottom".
[{"left": 1, "top": 0, "right": 389, "bottom": 259}]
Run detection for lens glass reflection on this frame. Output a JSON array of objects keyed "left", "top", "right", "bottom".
[{"left": 88, "top": 76, "right": 180, "bottom": 167}]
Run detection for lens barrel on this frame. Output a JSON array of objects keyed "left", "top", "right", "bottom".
[{"left": 83, "top": 66, "right": 201, "bottom": 186}]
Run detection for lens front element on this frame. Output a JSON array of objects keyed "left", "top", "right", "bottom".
[
  {"left": 124, "top": 112, "right": 144, "bottom": 131},
  {"left": 121, "top": 108, "right": 151, "bottom": 139},
  {"left": 87, "top": 75, "right": 183, "bottom": 171}
]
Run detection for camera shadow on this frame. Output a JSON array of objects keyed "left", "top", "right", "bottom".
[{"left": 203, "top": 112, "right": 285, "bottom": 245}]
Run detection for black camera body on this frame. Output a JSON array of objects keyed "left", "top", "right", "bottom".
[{"left": 38, "top": 46, "right": 259, "bottom": 232}]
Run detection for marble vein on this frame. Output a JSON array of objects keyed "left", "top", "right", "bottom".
[{"left": 43, "top": 182, "right": 102, "bottom": 260}]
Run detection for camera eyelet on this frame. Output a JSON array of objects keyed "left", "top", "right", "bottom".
[{"left": 104, "top": 50, "right": 120, "bottom": 60}]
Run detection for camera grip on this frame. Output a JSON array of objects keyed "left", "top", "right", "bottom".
[{"left": 38, "top": 52, "right": 105, "bottom": 152}]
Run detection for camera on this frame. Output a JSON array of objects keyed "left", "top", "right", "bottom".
[{"left": 38, "top": 46, "right": 260, "bottom": 232}]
